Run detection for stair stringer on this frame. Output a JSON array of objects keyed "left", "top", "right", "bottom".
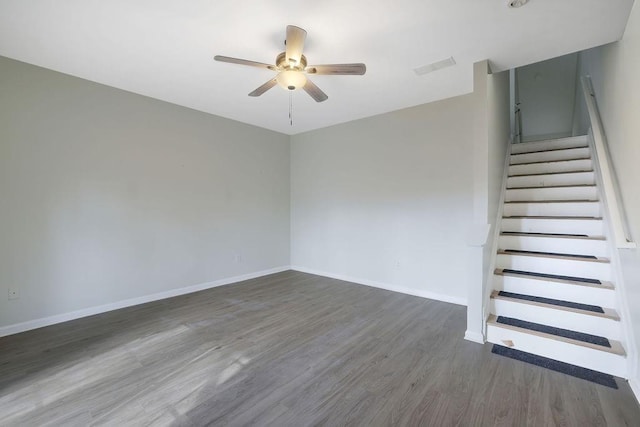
[{"left": 587, "top": 128, "right": 637, "bottom": 381}]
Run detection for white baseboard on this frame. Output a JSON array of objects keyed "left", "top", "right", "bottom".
[
  {"left": 0, "top": 266, "right": 291, "bottom": 338},
  {"left": 291, "top": 265, "right": 467, "bottom": 306},
  {"left": 464, "top": 330, "right": 485, "bottom": 344}
]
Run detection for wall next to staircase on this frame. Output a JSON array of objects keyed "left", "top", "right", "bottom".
[
  {"left": 579, "top": 1, "right": 640, "bottom": 395},
  {"left": 290, "top": 93, "right": 475, "bottom": 305},
  {"left": 0, "top": 56, "right": 291, "bottom": 331},
  {"left": 516, "top": 53, "right": 579, "bottom": 142}
]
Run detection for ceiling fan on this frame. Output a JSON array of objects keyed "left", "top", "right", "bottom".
[{"left": 214, "top": 25, "right": 366, "bottom": 103}]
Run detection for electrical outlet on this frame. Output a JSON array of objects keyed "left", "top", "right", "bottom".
[
  {"left": 234, "top": 253, "right": 243, "bottom": 263},
  {"left": 8, "top": 287, "right": 19, "bottom": 300}
]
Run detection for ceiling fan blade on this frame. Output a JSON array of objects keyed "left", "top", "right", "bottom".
[
  {"left": 285, "top": 25, "right": 307, "bottom": 67},
  {"left": 306, "top": 63, "right": 366, "bottom": 75},
  {"left": 214, "top": 55, "right": 276, "bottom": 71},
  {"left": 303, "top": 79, "right": 328, "bottom": 103},
  {"left": 248, "top": 78, "right": 278, "bottom": 97}
]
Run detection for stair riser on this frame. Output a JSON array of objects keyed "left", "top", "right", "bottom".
[
  {"left": 505, "top": 186, "right": 598, "bottom": 202},
  {"left": 511, "top": 136, "right": 589, "bottom": 154},
  {"left": 486, "top": 324, "right": 626, "bottom": 377},
  {"left": 491, "top": 299, "right": 620, "bottom": 340},
  {"left": 503, "top": 202, "right": 601, "bottom": 218},
  {"left": 509, "top": 159, "right": 593, "bottom": 176},
  {"left": 498, "top": 235, "right": 609, "bottom": 257},
  {"left": 501, "top": 218, "right": 604, "bottom": 236},
  {"left": 494, "top": 274, "right": 616, "bottom": 307},
  {"left": 510, "top": 147, "right": 590, "bottom": 165},
  {"left": 496, "top": 254, "right": 611, "bottom": 281},
  {"left": 507, "top": 172, "right": 595, "bottom": 189}
]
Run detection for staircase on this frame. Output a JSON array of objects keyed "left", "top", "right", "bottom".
[{"left": 486, "top": 135, "right": 627, "bottom": 379}]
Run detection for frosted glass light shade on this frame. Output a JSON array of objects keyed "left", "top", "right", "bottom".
[{"left": 276, "top": 70, "right": 307, "bottom": 91}]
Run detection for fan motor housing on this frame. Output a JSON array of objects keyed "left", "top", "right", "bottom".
[{"left": 276, "top": 52, "right": 307, "bottom": 70}]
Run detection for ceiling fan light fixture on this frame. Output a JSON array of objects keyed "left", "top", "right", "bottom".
[
  {"left": 276, "top": 70, "right": 307, "bottom": 91},
  {"left": 508, "top": 0, "right": 529, "bottom": 8}
]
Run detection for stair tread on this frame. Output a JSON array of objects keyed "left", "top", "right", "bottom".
[
  {"left": 497, "top": 250, "right": 610, "bottom": 263},
  {"left": 494, "top": 268, "right": 614, "bottom": 289},
  {"left": 511, "top": 146, "right": 589, "bottom": 156},
  {"left": 487, "top": 315, "right": 625, "bottom": 356},
  {"left": 503, "top": 215, "right": 602, "bottom": 220},
  {"left": 495, "top": 315, "right": 610, "bottom": 346},
  {"left": 510, "top": 157, "right": 591, "bottom": 166},
  {"left": 497, "top": 290, "right": 605, "bottom": 313},
  {"left": 507, "top": 184, "right": 596, "bottom": 190},
  {"left": 500, "top": 232, "right": 606, "bottom": 240},
  {"left": 490, "top": 290, "right": 620, "bottom": 320},
  {"left": 508, "top": 170, "right": 594, "bottom": 177},
  {"left": 504, "top": 199, "right": 598, "bottom": 204},
  {"left": 510, "top": 145, "right": 590, "bottom": 156}
]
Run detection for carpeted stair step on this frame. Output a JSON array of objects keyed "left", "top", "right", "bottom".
[
  {"left": 501, "top": 215, "right": 603, "bottom": 236},
  {"left": 496, "top": 291, "right": 604, "bottom": 313},
  {"left": 486, "top": 314, "right": 626, "bottom": 377},
  {"left": 491, "top": 290, "right": 619, "bottom": 320},
  {"left": 499, "top": 234, "right": 609, "bottom": 258},
  {"left": 496, "top": 250, "right": 611, "bottom": 282},
  {"left": 500, "top": 231, "right": 604, "bottom": 240},
  {"left": 494, "top": 269, "right": 616, "bottom": 308},
  {"left": 502, "top": 249, "right": 599, "bottom": 260},
  {"left": 491, "top": 344, "right": 618, "bottom": 388},
  {"left": 496, "top": 316, "right": 611, "bottom": 347},
  {"left": 498, "top": 268, "right": 605, "bottom": 286},
  {"left": 490, "top": 290, "right": 621, "bottom": 340}
]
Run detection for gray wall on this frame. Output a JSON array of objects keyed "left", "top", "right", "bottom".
[
  {"left": 577, "top": 2, "right": 640, "bottom": 390},
  {"left": 290, "top": 94, "right": 476, "bottom": 304},
  {"left": 516, "top": 53, "right": 579, "bottom": 142},
  {"left": 0, "top": 56, "right": 291, "bottom": 327}
]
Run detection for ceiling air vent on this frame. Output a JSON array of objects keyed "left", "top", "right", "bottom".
[
  {"left": 508, "top": 0, "right": 529, "bottom": 8},
  {"left": 413, "top": 57, "right": 456, "bottom": 76}
]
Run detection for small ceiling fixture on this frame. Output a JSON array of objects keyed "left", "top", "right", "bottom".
[
  {"left": 413, "top": 57, "right": 456, "bottom": 76},
  {"left": 215, "top": 25, "right": 367, "bottom": 126},
  {"left": 508, "top": 0, "right": 529, "bottom": 8}
]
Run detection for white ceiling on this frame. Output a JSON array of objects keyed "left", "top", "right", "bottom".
[{"left": 0, "top": 0, "right": 634, "bottom": 135}]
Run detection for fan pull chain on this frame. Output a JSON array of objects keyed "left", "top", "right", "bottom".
[{"left": 289, "top": 91, "right": 293, "bottom": 126}]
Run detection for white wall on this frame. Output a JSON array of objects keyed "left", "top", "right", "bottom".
[
  {"left": 516, "top": 53, "right": 579, "bottom": 142},
  {"left": 466, "top": 62, "right": 510, "bottom": 343},
  {"left": 578, "top": 2, "right": 640, "bottom": 393},
  {"left": 290, "top": 94, "right": 475, "bottom": 305},
  {"left": 0, "top": 56, "right": 291, "bottom": 329},
  {"left": 487, "top": 70, "right": 511, "bottom": 229},
  {"left": 485, "top": 68, "right": 511, "bottom": 289}
]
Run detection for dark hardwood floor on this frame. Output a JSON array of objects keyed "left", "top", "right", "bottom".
[{"left": 0, "top": 270, "right": 638, "bottom": 426}]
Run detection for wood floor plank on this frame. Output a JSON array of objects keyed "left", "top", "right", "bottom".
[{"left": 0, "top": 270, "right": 638, "bottom": 426}]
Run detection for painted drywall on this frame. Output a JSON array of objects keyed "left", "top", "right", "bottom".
[
  {"left": 485, "top": 68, "right": 511, "bottom": 292},
  {"left": 0, "top": 56, "right": 291, "bottom": 328},
  {"left": 577, "top": 2, "right": 640, "bottom": 393},
  {"left": 487, "top": 70, "right": 511, "bottom": 228},
  {"left": 516, "top": 53, "right": 579, "bottom": 142},
  {"left": 290, "top": 94, "right": 475, "bottom": 305},
  {"left": 466, "top": 62, "right": 511, "bottom": 342}
]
